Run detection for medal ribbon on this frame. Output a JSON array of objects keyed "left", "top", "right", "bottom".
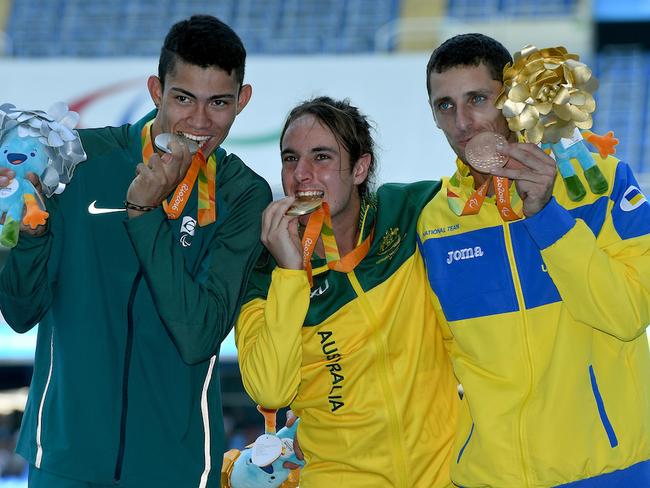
[
  {"left": 447, "top": 159, "right": 522, "bottom": 221},
  {"left": 141, "top": 121, "right": 217, "bottom": 226},
  {"left": 492, "top": 176, "right": 521, "bottom": 221},
  {"left": 456, "top": 176, "right": 521, "bottom": 221},
  {"left": 300, "top": 202, "right": 374, "bottom": 286}
]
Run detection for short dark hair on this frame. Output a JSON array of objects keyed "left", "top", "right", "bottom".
[
  {"left": 158, "top": 15, "right": 246, "bottom": 87},
  {"left": 426, "top": 33, "right": 512, "bottom": 96},
  {"left": 280, "top": 96, "right": 377, "bottom": 201}
]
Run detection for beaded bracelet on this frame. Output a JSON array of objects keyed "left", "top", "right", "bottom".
[{"left": 124, "top": 201, "right": 158, "bottom": 212}]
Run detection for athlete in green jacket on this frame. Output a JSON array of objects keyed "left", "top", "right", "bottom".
[{"left": 0, "top": 15, "right": 271, "bottom": 488}]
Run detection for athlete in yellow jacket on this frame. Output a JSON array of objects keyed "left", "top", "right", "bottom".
[
  {"left": 419, "top": 33, "right": 650, "bottom": 487},
  {"left": 236, "top": 97, "right": 458, "bottom": 487}
]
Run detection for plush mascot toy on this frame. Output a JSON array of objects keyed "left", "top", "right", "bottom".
[
  {"left": 0, "top": 102, "right": 86, "bottom": 247},
  {"left": 541, "top": 129, "right": 618, "bottom": 201},
  {"left": 222, "top": 407, "right": 303, "bottom": 488}
]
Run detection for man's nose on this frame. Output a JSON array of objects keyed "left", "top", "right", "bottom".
[
  {"left": 455, "top": 106, "right": 472, "bottom": 132},
  {"left": 189, "top": 105, "right": 210, "bottom": 129},
  {"left": 293, "top": 158, "right": 313, "bottom": 182}
]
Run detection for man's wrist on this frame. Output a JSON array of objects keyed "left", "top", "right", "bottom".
[
  {"left": 523, "top": 197, "right": 575, "bottom": 249},
  {"left": 125, "top": 200, "right": 159, "bottom": 219},
  {"left": 124, "top": 200, "right": 158, "bottom": 212}
]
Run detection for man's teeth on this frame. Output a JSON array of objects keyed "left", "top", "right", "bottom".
[
  {"left": 296, "top": 191, "right": 324, "bottom": 199},
  {"left": 180, "top": 133, "right": 211, "bottom": 147}
]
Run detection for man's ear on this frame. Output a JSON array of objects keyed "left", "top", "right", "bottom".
[
  {"left": 236, "top": 84, "right": 252, "bottom": 115},
  {"left": 147, "top": 76, "right": 163, "bottom": 109},
  {"left": 353, "top": 153, "right": 371, "bottom": 186}
]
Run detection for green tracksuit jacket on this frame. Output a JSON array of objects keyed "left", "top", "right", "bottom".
[{"left": 0, "top": 111, "right": 271, "bottom": 487}]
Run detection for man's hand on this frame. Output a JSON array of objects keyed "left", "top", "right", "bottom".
[
  {"left": 0, "top": 169, "right": 48, "bottom": 237},
  {"left": 126, "top": 138, "right": 193, "bottom": 218},
  {"left": 489, "top": 142, "right": 557, "bottom": 217},
  {"left": 282, "top": 409, "right": 303, "bottom": 469},
  {"left": 261, "top": 197, "right": 303, "bottom": 270}
]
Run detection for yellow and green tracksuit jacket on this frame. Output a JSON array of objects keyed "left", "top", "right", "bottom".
[
  {"left": 417, "top": 156, "right": 650, "bottom": 487},
  {"left": 236, "top": 182, "right": 458, "bottom": 488}
]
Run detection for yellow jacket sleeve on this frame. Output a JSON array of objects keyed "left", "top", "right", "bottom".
[
  {"left": 235, "top": 267, "right": 310, "bottom": 409},
  {"left": 525, "top": 190, "right": 650, "bottom": 341}
]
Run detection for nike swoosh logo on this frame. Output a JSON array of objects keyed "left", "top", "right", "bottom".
[{"left": 88, "top": 200, "right": 126, "bottom": 215}]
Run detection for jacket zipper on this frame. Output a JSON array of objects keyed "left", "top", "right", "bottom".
[
  {"left": 114, "top": 271, "right": 142, "bottom": 482},
  {"left": 346, "top": 271, "right": 410, "bottom": 488},
  {"left": 502, "top": 221, "right": 534, "bottom": 488}
]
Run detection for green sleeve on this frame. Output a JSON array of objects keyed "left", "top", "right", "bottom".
[
  {"left": 125, "top": 176, "right": 272, "bottom": 365},
  {"left": 0, "top": 200, "right": 61, "bottom": 333},
  {"left": 0, "top": 233, "right": 55, "bottom": 334}
]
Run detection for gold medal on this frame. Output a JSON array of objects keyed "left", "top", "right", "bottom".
[{"left": 286, "top": 195, "right": 323, "bottom": 216}]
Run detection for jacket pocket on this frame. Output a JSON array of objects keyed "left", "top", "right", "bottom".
[
  {"left": 36, "top": 327, "right": 55, "bottom": 467},
  {"left": 589, "top": 364, "right": 618, "bottom": 448},
  {"left": 456, "top": 422, "right": 475, "bottom": 463}
]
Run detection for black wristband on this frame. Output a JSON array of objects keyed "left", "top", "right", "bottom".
[{"left": 124, "top": 201, "right": 158, "bottom": 212}]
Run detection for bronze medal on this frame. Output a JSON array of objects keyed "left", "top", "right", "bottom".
[{"left": 465, "top": 132, "right": 508, "bottom": 172}]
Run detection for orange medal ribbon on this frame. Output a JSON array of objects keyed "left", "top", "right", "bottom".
[
  {"left": 161, "top": 157, "right": 201, "bottom": 220},
  {"left": 458, "top": 176, "right": 521, "bottom": 221},
  {"left": 493, "top": 176, "right": 521, "bottom": 221},
  {"left": 300, "top": 201, "right": 374, "bottom": 286}
]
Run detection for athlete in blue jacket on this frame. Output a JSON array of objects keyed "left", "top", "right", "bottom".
[{"left": 419, "top": 33, "right": 650, "bottom": 487}]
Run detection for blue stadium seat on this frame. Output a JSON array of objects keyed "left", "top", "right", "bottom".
[
  {"left": 447, "top": 0, "right": 579, "bottom": 19},
  {"left": 592, "top": 49, "right": 649, "bottom": 175},
  {"left": 5, "top": 0, "right": 400, "bottom": 56}
]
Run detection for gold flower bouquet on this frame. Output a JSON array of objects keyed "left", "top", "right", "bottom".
[{"left": 495, "top": 45, "right": 617, "bottom": 201}]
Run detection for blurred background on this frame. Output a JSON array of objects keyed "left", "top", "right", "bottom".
[{"left": 1, "top": 0, "right": 649, "bottom": 484}]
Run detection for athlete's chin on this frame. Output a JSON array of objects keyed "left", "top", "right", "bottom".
[
  {"left": 453, "top": 146, "right": 466, "bottom": 163},
  {"left": 298, "top": 215, "right": 310, "bottom": 227},
  {"left": 201, "top": 134, "right": 226, "bottom": 156},
  {"left": 201, "top": 138, "right": 221, "bottom": 156}
]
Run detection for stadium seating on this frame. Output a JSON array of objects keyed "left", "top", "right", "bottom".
[
  {"left": 5, "top": 0, "right": 400, "bottom": 56},
  {"left": 592, "top": 49, "right": 650, "bottom": 177},
  {"left": 447, "top": 0, "right": 579, "bottom": 19}
]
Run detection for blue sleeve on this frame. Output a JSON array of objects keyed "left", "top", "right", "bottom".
[{"left": 608, "top": 161, "right": 650, "bottom": 240}]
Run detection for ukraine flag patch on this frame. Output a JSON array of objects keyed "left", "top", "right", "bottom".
[{"left": 620, "top": 186, "right": 647, "bottom": 212}]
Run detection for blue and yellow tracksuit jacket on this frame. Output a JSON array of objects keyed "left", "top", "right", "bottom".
[
  {"left": 236, "top": 182, "right": 458, "bottom": 488},
  {"left": 417, "top": 156, "right": 650, "bottom": 487}
]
